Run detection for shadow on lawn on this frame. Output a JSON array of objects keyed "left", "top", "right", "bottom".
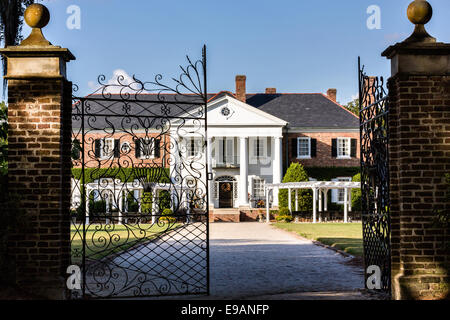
[{"left": 315, "top": 237, "right": 363, "bottom": 257}]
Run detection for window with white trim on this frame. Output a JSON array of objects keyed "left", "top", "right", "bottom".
[
  {"left": 337, "top": 137, "right": 351, "bottom": 158},
  {"left": 100, "top": 138, "right": 115, "bottom": 159},
  {"left": 297, "top": 137, "right": 311, "bottom": 158},
  {"left": 187, "top": 137, "right": 202, "bottom": 157},
  {"left": 252, "top": 178, "right": 265, "bottom": 198},
  {"left": 253, "top": 138, "right": 265, "bottom": 158}
]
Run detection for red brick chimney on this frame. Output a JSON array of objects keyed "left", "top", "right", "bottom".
[
  {"left": 235, "top": 75, "right": 246, "bottom": 103},
  {"left": 327, "top": 88, "right": 337, "bottom": 102},
  {"left": 265, "top": 88, "right": 276, "bottom": 94}
]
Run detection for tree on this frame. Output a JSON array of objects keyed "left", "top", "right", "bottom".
[
  {"left": 351, "top": 173, "right": 361, "bottom": 211},
  {"left": 0, "top": 0, "right": 38, "bottom": 84},
  {"left": 344, "top": 98, "right": 360, "bottom": 116},
  {"left": 279, "top": 163, "right": 312, "bottom": 212}
]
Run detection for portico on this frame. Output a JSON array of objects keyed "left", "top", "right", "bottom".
[{"left": 203, "top": 94, "right": 287, "bottom": 209}]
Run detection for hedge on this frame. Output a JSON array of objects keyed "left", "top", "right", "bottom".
[{"left": 71, "top": 167, "right": 171, "bottom": 184}]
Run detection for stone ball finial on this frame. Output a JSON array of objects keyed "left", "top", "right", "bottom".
[
  {"left": 24, "top": 3, "right": 50, "bottom": 29},
  {"left": 407, "top": 0, "right": 433, "bottom": 25}
]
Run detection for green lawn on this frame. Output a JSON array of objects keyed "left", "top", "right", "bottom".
[
  {"left": 71, "top": 222, "right": 180, "bottom": 263},
  {"left": 273, "top": 222, "right": 363, "bottom": 257}
]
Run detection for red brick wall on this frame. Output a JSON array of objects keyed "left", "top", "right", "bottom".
[
  {"left": 72, "top": 132, "right": 171, "bottom": 169},
  {"left": 283, "top": 131, "right": 360, "bottom": 168},
  {"left": 7, "top": 79, "right": 72, "bottom": 298},
  {"left": 388, "top": 74, "right": 450, "bottom": 300}
]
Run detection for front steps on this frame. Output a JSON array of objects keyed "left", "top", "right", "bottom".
[{"left": 209, "top": 208, "right": 267, "bottom": 222}]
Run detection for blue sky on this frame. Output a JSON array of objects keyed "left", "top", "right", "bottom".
[{"left": 7, "top": 0, "right": 450, "bottom": 104}]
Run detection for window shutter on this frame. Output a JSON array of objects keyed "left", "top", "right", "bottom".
[
  {"left": 291, "top": 138, "right": 298, "bottom": 158},
  {"left": 331, "top": 139, "right": 337, "bottom": 157},
  {"left": 135, "top": 139, "right": 141, "bottom": 158},
  {"left": 350, "top": 139, "right": 357, "bottom": 158},
  {"left": 95, "top": 139, "right": 101, "bottom": 158},
  {"left": 218, "top": 138, "right": 224, "bottom": 164},
  {"left": 311, "top": 139, "right": 317, "bottom": 158},
  {"left": 226, "top": 138, "right": 234, "bottom": 163},
  {"left": 155, "top": 138, "right": 161, "bottom": 158},
  {"left": 114, "top": 139, "right": 120, "bottom": 158}
]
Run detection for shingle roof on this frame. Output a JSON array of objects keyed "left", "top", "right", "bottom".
[
  {"left": 72, "top": 92, "right": 359, "bottom": 129},
  {"left": 245, "top": 93, "right": 359, "bottom": 128}
]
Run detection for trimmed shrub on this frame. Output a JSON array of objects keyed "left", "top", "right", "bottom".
[
  {"left": 351, "top": 173, "right": 362, "bottom": 211},
  {"left": 159, "top": 208, "right": 176, "bottom": 223},
  {"left": 141, "top": 192, "right": 153, "bottom": 214},
  {"left": 279, "top": 163, "right": 312, "bottom": 212},
  {"left": 275, "top": 215, "right": 293, "bottom": 223},
  {"left": 279, "top": 207, "right": 291, "bottom": 216}
]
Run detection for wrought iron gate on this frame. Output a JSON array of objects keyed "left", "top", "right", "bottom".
[
  {"left": 358, "top": 58, "right": 391, "bottom": 293},
  {"left": 70, "top": 47, "right": 209, "bottom": 299}
]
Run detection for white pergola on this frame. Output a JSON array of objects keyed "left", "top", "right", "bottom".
[
  {"left": 265, "top": 181, "right": 361, "bottom": 223},
  {"left": 77, "top": 179, "right": 192, "bottom": 225}
]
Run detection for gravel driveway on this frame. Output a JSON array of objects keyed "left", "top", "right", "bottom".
[{"left": 208, "top": 222, "right": 364, "bottom": 299}]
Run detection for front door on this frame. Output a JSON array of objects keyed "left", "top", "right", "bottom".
[{"left": 219, "top": 182, "right": 233, "bottom": 208}]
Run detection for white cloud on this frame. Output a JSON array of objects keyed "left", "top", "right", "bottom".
[{"left": 88, "top": 69, "right": 146, "bottom": 94}]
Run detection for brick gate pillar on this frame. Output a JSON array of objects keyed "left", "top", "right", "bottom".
[
  {"left": 382, "top": 1, "right": 450, "bottom": 300},
  {"left": 0, "top": 4, "right": 75, "bottom": 299}
]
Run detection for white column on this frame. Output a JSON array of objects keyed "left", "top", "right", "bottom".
[
  {"left": 85, "top": 187, "right": 90, "bottom": 225},
  {"left": 344, "top": 188, "right": 348, "bottom": 223},
  {"left": 288, "top": 188, "right": 292, "bottom": 212},
  {"left": 348, "top": 189, "right": 352, "bottom": 212},
  {"left": 272, "top": 137, "right": 283, "bottom": 207},
  {"left": 319, "top": 189, "right": 323, "bottom": 222},
  {"left": 266, "top": 188, "right": 270, "bottom": 223},
  {"left": 207, "top": 137, "right": 213, "bottom": 207},
  {"left": 152, "top": 189, "right": 157, "bottom": 224},
  {"left": 239, "top": 137, "right": 249, "bottom": 206},
  {"left": 295, "top": 189, "right": 298, "bottom": 212},
  {"left": 118, "top": 190, "right": 123, "bottom": 224},
  {"left": 312, "top": 188, "right": 317, "bottom": 223},
  {"left": 324, "top": 189, "right": 328, "bottom": 211},
  {"left": 319, "top": 189, "right": 323, "bottom": 212}
]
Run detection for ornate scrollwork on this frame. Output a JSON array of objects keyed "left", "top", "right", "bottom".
[
  {"left": 358, "top": 58, "right": 391, "bottom": 294},
  {"left": 70, "top": 47, "right": 209, "bottom": 299}
]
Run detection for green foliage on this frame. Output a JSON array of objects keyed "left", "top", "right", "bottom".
[
  {"left": 279, "top": 207, "right": 291, "bottom": 216},
  {"left": 344, "top": 98, "right": 359, "bottom": 116},
  {"left": 304, "top": 167, "right": 360, "bottom": 181},
  {"left": 141, "top": 192, "right": 153, "bottom": 214},
  {"left": 71, "top": 167, "right": 170, "bottom": 184},
  {"left": 351, "top": 173, "right": 362, "bottom": 211},
  {"left": 125, "top": 192, "right": 139, "bottom": 213},
  {"left": 88, "top": 200, "right": 107, "bottom": 216},
  {"left": 279, "top": 163, "right": 312, "bottom": 212},
  {"left": 275, "top": 214, "right": 293, "bottom": 223},
  {"left": 158, "top": 190, "right": 171, "bottom": 211},
  {"left": 160, "top": 208, "right": 176, "bottom": 223}
]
